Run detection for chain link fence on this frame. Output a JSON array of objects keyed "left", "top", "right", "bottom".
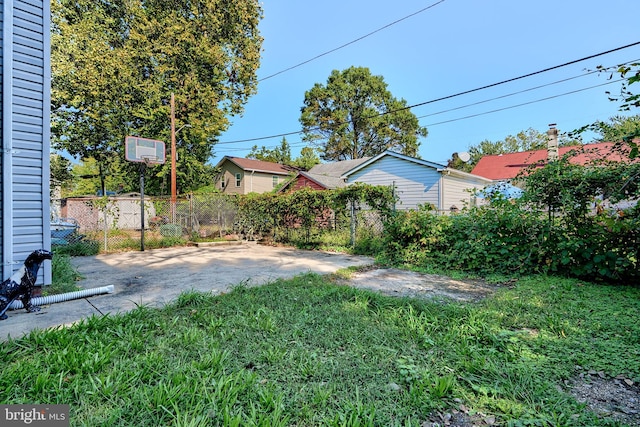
[{"left": 51, "top": 194, "right": 385, "bottom": 254}]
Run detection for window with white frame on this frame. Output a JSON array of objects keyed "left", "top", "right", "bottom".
[
  {"left": 235, "top": 173, "right": 242, "bottom": 187},
  {"left": 272, "top": 176, "right": 278, "bottom": 188}
]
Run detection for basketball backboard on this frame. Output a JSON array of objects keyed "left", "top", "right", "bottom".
[{"left": 125, "top": 136, "right": 166, "bottom": 164}]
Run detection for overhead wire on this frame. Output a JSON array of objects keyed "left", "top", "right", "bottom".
[
  {"left": 258, "top": 0, "right": 447, "bottom": 82},
  {"left": 417, "top": 58, "right": 639, "bottom": 120},
  {"left": 218, "top": 42, "right": 640, "bottom": 145},
  {"left": 424, "top": 79, "right": 623, "bottom": 127}
]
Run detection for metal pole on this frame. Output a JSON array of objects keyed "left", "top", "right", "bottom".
[
  {"left": 140, "top": 163, "right": 145, "bottom": 251},
  {"left": 171, "top": 93, "right": 177, "bottom": 224}
]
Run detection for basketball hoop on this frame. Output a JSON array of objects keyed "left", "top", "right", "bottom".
[
  {"left": 125, "top": 136, "right": 166, "bottom": 164},
  {"left": 140, "top": 155, "right": 159, "bottom": 166}
]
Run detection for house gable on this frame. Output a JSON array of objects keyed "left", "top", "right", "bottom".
[
  {"left": 279, "top": 171, "right": 348, "bottom": 193},
  {"left": 344, "top": 152, "right": 442, "bottom": 211}
]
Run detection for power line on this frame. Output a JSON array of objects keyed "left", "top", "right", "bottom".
[
  {"left": 424, "top": 79, "right": 623, "bottom": 127},
  {"left": 403, "top": 41, "right": 640, "bottom": 112},
  {"left": 258, "top": 0, "right": 446, "bottom": 82},
  {"left": 417, "top": 59, "right": 640, "bottom": 119},
  {"left": 219, "top": 42, "right": 640, "bottom": 144}
]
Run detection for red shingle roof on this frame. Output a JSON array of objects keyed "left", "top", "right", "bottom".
[{"left": 471, "top": 142, "right": 635, "bottom": 180}]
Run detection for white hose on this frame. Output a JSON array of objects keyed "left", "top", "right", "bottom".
[{"left": 8, "top": 285, "right": 115, "bottom": 310}]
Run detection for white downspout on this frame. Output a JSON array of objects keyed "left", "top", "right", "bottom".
[
  {"left": 2, "top": 2, "right": 14, "bottom": 278},
  {"left": 438, "top": 174, "right": 444, "bottom": 214}
]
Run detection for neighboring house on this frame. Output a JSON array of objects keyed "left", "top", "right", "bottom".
[
  {"left": 342, "top": 151, "right": 492, "bottom": 212},
  {"left": 214, "top": 157, "right": 293, "bottom": 194},
  {"left": 278, "top": 171, "right": 345, "bottom": 192},
  {"left": 279, "top": 157, "right": 371, "bottom": 192},
  {"left": 470, "top": 142, "right": 633, "bottom": 181},
  {"left": 1, "top": 0, "right": 51, "bottom": 285}
]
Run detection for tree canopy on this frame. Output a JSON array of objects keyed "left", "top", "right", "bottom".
[
  {"left": 248, "top": 138, "right": 292, "bottom": 165},
  {"left": 248, "top": 138, "right": 321, "bottom": 171},
  {"left": 448, "top": 128, "right": 559, "bottom": 172},
  {"left": 448, "top": 128, "right": 581, "bottom": 172},
  {"left": 299, "top": 67, "right": 427, "bottom": 161},
  {"left": 51, "top": 0, "right": 263, "bottom": 195}
]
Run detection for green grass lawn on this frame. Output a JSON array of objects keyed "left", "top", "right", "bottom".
[{"left": 1, "top": 273, "right": 639, "bottom": 426}]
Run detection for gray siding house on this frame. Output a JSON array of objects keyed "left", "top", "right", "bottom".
[
  {"left": 1, "top": 0, "right": 51, "bottom": 285},
  {"left": 343, "top": 151, "right": 492, "bottom": 212}
]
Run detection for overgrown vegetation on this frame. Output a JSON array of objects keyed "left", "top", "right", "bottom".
[
  {"left": 47, "top": 251, "right": 82, "bottom": 295},
  {"left": 234, "top": 184, "right": 395, "bottom": 245},
  {"left": 3, "top": 273, "right": 638, "bottom": 426},
  {"left": 382, "top": 150, "right": 640, "bottom": 282}
]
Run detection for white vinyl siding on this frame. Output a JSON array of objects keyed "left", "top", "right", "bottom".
[
  {"left": 1, "top": 0, "right": 50, "bottom": 284},
  {"left": 441, "top": 173, "right": 488, "bottom": 212},
  {"left": 0, "top": 1, "right": 4, "bottom": 262},
  {"left": 347, "top": 156, "right": 440, "bottom": 211}
]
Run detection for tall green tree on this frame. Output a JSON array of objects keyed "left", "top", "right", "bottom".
[
  {"left": 51, "top": 0, "right": 263, "bottom": 195},
  {"left": 50, "top": 154, "right": 73, "bottom": 198},
  {"left": 248, "top": 139, "right": 321, "bottom": 171},
  {"left": 300, "top": 67, "right": 427, "bottom": 161},
  {"left": 291, "top": 147, "right": 321, "bottom": 171},
  {"left": 248, "top": 138, "right": 292, "bottom": 165}
]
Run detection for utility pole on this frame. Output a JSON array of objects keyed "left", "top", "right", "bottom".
[
  {"left": 547, "top": 123, "right": 558, "bottom": 162},
  {"left": 170, "top": 93, "right": 177, "bottom": 223}
]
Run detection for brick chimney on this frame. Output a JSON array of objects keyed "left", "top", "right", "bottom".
[{"left": 547, "top": 123, "right": 558, "bottom": 162}]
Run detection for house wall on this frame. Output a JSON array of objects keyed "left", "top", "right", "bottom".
[
  {"left": 218, "top": 160, "right": 286, "bottom": 194},
  {"left": 1, "top": 0, "right": 51, "bottom": 284},
  {"left": 0, "top": 2, "right": 4, "bottom": 268},
  {"left": 347, "top": 156, "right": 440, "bottom": 210},
  {"left": 441, "top": 173, "right": 487, "bottom": 212},
  {"left": 218, "top": 162, "right": 246, "bottom": 195},
  {"left": 245, "top": 172, "right": 282, "bottom": 194}
]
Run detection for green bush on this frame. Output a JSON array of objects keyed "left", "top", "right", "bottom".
[{"left": 381, "top": 195, "right": 638, "bottom": 281}]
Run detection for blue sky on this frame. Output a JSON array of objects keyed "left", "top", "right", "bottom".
[{"left": 214, "top": 0, "right": 640, "bottom": 166}]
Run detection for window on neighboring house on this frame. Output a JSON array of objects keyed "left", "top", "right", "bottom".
[
  {"left": 272, "top": 176, "right": 278, "bottom": 188},
  {"left": 235, "top": 173, "right": 242, "bottom": 187},
  {"left": 220, "top": 180, "right": 225, "bottom": 189}
]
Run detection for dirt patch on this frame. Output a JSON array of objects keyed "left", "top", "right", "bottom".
[
  {"left": 565, "top": 371, "right": 640, "bottom": 426},
  {"left": 343, "top": 267, "right": 503, "bottom": 303}
]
